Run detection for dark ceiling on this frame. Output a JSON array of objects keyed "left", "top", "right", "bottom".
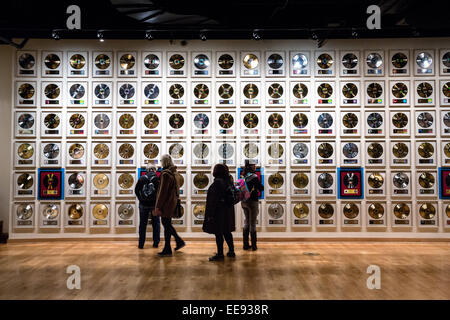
[{"left": 1, "top": 0, "right": 450, "bottom": 45}]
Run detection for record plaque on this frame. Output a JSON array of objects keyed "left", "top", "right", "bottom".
[
  {"left": 38, "top": 168, "right": 64, "bottom": 200},
  {"left": 338, "top": 168, "right": 363, "bottom": 199},
  {"left": 439, "top": 168, "right": 450, "bottom": 199}
]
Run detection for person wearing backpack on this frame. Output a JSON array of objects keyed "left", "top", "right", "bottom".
[
  {"left": 202, "top": 163, "right": 236, "bottom": 261},
  {"left": 153, "top": 154, "right": 186, "bottom": 257},
  {"left": 241, "top": 160, "right": 264, "bottom": 251},
  {"left": 134, "top": 163, "right": 160, "bottom": 249}
]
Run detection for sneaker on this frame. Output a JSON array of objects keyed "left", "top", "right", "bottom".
[
  {"left": 157, "top": 251, "right": 172, "bottom": 257},
  {"left": 227, "top": 251, "right": 236, "bottom": 258},
  {"left": 209, "top": 254, "right": 224, "bottom": 261},
  {"left": 175, "top": 240, "right": 186, "bottom": 251}
]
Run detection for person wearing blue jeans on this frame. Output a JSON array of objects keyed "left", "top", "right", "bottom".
[{"left": 135, "top": 163, "right": 161, "bottom": 249}]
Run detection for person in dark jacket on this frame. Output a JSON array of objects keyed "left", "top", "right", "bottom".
[
  {"left": 203, "top": 163, "right": 236, "bottom": 261},
  {"left": 241, "top": 160, "right": 264, "bottom": 251},
  {"left": 135, "top": 163, "right": 160, "bottom": 249},
  {"left": 153, "top": 154, "right": 185, "bottom": 257}
]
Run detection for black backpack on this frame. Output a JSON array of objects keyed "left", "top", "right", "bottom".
[{"left": 141, "top": 174, "right": 157, "bottom": 202}]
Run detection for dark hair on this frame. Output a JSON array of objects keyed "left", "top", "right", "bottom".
[
  {"left": 243, "top": 160, "right": 255, "bottom": 176},
  {"left": 213, "top": 163, "right": 230, "bottom": 179}
]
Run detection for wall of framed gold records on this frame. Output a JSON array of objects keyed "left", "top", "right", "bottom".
[{"left": 4, "top": 38, "right": 450, "bottom": 239}]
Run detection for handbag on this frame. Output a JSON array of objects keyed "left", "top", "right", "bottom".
[{"left": 174, "top": 198, "right": 182, "bottom": 218}]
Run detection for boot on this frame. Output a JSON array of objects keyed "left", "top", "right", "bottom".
[
  {"left": 251, "top": 232, "right": 257, "bottom": 251},
  {"left": 243, "top": 227, "right": 250, "bottom": 250}
]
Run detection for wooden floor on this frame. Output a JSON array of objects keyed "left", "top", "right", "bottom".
[{"left": 0, "top": 240, "right": 449, "bottom": 300}]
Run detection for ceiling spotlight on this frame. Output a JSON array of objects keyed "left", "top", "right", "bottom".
[
  {"left": 351, "top": 29, "right": 358, "bottom": 38},
  {"left": 252, "top": 30, "right": 261, "bottom": 40},
  {"left": 97, "top": 31, "right": 104, "bottom": 42},
  {"left": 145, "top": 30, "right": 153, "bottom": 40},
  {"left": 311, "top": 32, "right": 318, "bottom": 40},
  {"left": 200, "top": 32, "right": 207, "bottom": 41},
  {"left": 52, "top": 30, "right": 60, "bottom": 40}
]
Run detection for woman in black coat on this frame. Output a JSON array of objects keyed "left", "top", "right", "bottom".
[{"left": 202, "top": 163, "right": 236, "bottom": 261}]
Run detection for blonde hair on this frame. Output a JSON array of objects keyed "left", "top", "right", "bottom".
[{"left": 161, "top": 154, "right": 174, "bottom": 169}]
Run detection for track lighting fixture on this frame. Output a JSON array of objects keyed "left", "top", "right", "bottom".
[
  {"left": 52, "top": 30, "right": 60, "bottom": 40},
  {"left": 97, "top": 31, "right": 104, "bottom": 42}
]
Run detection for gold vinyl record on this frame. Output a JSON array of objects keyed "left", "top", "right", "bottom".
[
  {"left": 169, "top": 84, "right": 184, "bottom": 99},
  {"left": 218, "top": 84, "right": 234, "bottom": 99},
  {"left": 118, "top": 204, "right": 134, "bottom": 220},
  {"left": 392, "top": 82, "right": 408, "bottom": 98},
  {"left": 444, "top": 143, "right": 450, "bottom": 158},
  {"left": 293, "top": 203, "right": 309, "bottom": 219},
  {"left": 118, "top": 173, "right": 134, "bottom": 189},
  {"left": 68, "top": 204, "right": 83, "bottom": 219},
  {"left": 368, "top": 203, "right": 384, "bottom": 219},
  {"left": 243, "top": 113, "right": 258, "bottom": 128},
  {"left": 446, "top": 204, "right": 450, "bottom": 218},
  {"left": 144, "top": 114, "right": 159, "bottom": 129},
  {"left": 18, "top": 83, "right": 35, "bottom": 99},
  {"left": 293, "top": 173, "right": 309, "bottom": 189},
  {"left": 44, "top": 84, "right": 60, "bottom": 99},
  {"left": 417, "top": 82, "right": 433, "bottom": 98},
  {"left": 268, "top": 173, "right": 284, "bottom": 189},
  {"left": 318, "top": 143, "right": 333, "bottom": 158},
  {"left": 244, "top": 143, "right": 259, "bottom": 158},
  {"left": 443, "top": 82, "right": 450, "bottom": 98},
  {"left": 219, "top": 113, "right": 234, "bottom": 129},
  {"left": 169, "top": 143, "right": 184, "bottom": 159},
  {"left": 17, "top": 204, "right": 33, "bottom": 220},
  {"left": 243, "top": 54, "right": 258, "bottom": 69},
  {"left": 392, "top": 142, "right": 409, "bottom": 158},
  {"left": 193, "top": 204, "right": 206, "bottom": 219},
  {"left": 343, "top": 203, "right": 359, "bottom": 219},
  {"left": 392, "top": 112, "right": 408, "bottom": 128},
  {"left": 93, "top": 204, "right": 108, "bottom": 220},
  {"left": 143, "top": 143, "right": 159, "bottom": 159},
  {"left": 120, "top": 54, "right": 135, "bottom": 70},
  {"left": 119, "top": 143, "right": 134, "bottom": 159},
  {"left": 94, "top": 143, "right": 109, "bottom": 159},
  {"left": 342, "top": 83, "right": 358, "bottom": 98},
  {"left": 367, "top": 142, "right": 383, "bottom": 159},
  {"left": 419, "top": 203, "right": 436, "bottom": 219},
  {"left": 394, "top": 203, "right": 410, "bottom": 219},
  {"left": 418, "top": 172, "right": 435, "bottom": 188},
  {"left": 17, "top": 173, "right": 33, "bottom": 190},
  {"left": 95, "top": 54, "right": 110, "bottom": 69},
  {"left": 44, "top": 53, "right": 60, "bottom": 69},
  {"left": 169, "top": 54, "right": 185, "bottom": 70},
  {"left": 293, "top": 113, "right": 308, "bottom": 128},
  {"left": 178, "top": 174, "right": 185, "bottom": 188},
  {"left": 68, "top": 172, "right": 84, "bottom": 190},
  {"left": 292, "top": 83, "right": 308, "bottom": 99},
  {"left": 368, "top": 173, "right": 384, "bottom": 188},
  {"left": 268, "top": 83, "right": 283, "bottom": 98},
  {"left": 193, "top": 143, "right": 209, "bottom": 159},
  {"left": 268, "top": 143, "right": 284, "bottom": 159},
  {"left": 342, "top": 113, "right": 358, "bottom": 128},
  {"left": 69, "top": 54, "right": 86, "bottom": 69},
  {"left": 218, "top": 54, "right": 234, "bottom": 70},
  {"left": 177, "top": 205, "right": 185, "bottom": 218},
  {"left": 317, "top": 83, "right": 333, "bottom": 98},
  {"left": 69, "top": 113, "right": 85, "bottom": 129},
  {"left": 268, "top": 203, "right": 284, "bottom": 219},
  {"left": 194, "top": 84, "right": 209, "bottom": 99},
  {"left": 268, "top": 113, "right": 283, "bottom": 128},
  {"left": 366, "top": 82, "right": 383, "bottom": 98},
  {"left": 193, "top": 173, "right": 209, "bottom": 189},
  {"left": 243, "top": 83, "right": 259, "bottom": 99},
  {"left": 317, "top": 53, "right": 333, "bottom": 69},
  {"left": 69, "top": 143, "right": 85, "bottom": 159},
  {"left": 418, "top": 142, "right": 434, "bottom": 158},
  {"left": 44, "top": 113, "right": 60, "bottom": 129},
  {"left": 18, "top": 143, "right": 34, "bottom": 159},
  {"left": 119, "top": 113, "right": 134, "bottom": 129},
  {"left": 318, "top": 203, "right": 334, "bottom": 219},
  {"left": 42, "top": 204, "right": 59, "bottom": 220},
  {"left": 392, "top": 52, "right": 408, "bottom": 68},
  {"left": 93, "top": 173, "right": 109, "bottom": 189},
  {"left": 169, "top": 113, "right": 184, "bottom": 129}
]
